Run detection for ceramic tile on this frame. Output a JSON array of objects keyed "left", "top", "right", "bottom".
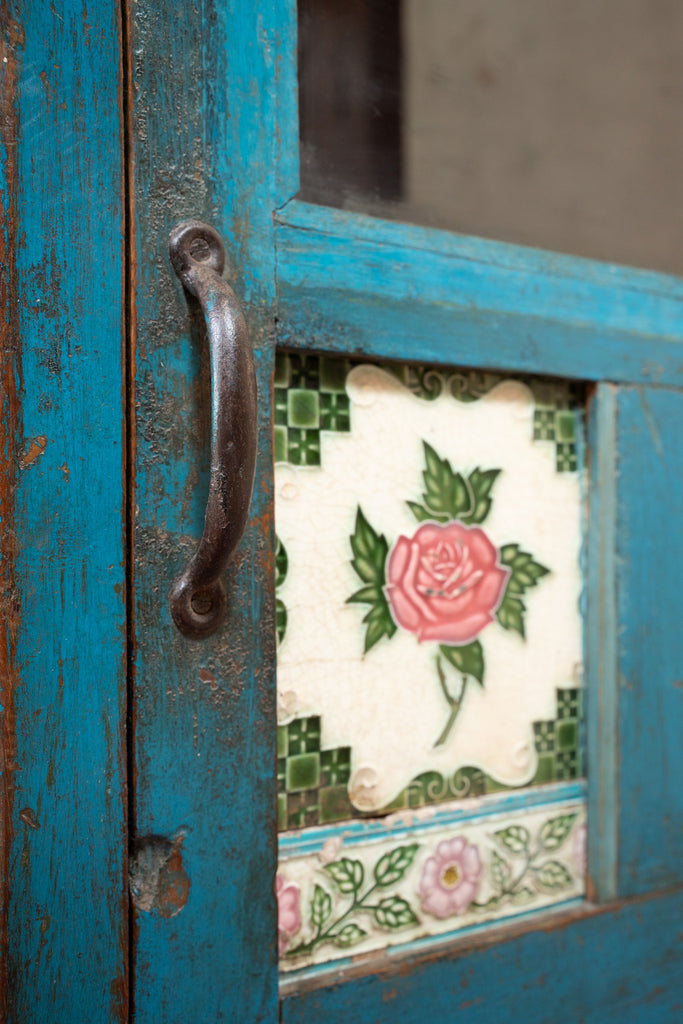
[
  {"left": 275, "top": 354, "right": 584, "bottom": 820},
  {"left": 278, "top": 798, "right": 586, "bottom": 971}
]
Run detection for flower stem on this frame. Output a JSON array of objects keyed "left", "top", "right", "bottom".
[{"left": 433, "top": 659, "right": 468, "bottom": 747}]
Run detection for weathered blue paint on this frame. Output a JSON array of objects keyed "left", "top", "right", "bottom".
[
  {"left": 275, "top": 201, "right": 683, "bottom": 386},
  {"left": 1, "top": 1, "right": 127, "bottom": 1020},
  {"left": 614, "top": 386, "right": 683, "bottom": 897},
  {"left": 130, "top": 1, "right": 296, "bottom": 1021},
  {"left": 586, "top": 384, "right": 618, "bottom": 903},
  {"left": 280, "top": 887, "right": 683, "bottom": 1023}
]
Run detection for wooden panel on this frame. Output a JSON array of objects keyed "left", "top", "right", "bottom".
[
  {"left": 0, "top": 1, "right": 127, "bottom": 1020},
  {"left": 615, "top": 386, "right": 683, "bottom": 896},
  {"left": 129, "top": 1, "right": 296, "bottom": 1019},
  {"left": 281, "top": 888, "right": 683, "bottom": 1023},
  {"left": 276, "top": 201, "right": 683, "bottom": 386}
]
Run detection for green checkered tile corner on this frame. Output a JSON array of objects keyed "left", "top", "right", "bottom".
[
  {"left": 275, "top": 353, "right": 581, "bottom": 472},
  {"left": 274, "top": 353, "right": 352, "bottom": 468},
  {"left": 277, "top": 688, "right": 583, "bottom": 831}
]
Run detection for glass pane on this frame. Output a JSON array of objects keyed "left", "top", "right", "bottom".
[
  {"left": 299, "top": 0, "right": 683, "bottom": 276},
  {"left": 275, "top": 353, "right": 586, "bottom": 971}
]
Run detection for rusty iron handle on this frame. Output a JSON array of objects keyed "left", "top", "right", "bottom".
[{"left": 168, "top": 221, "right": 257, "bottom": 638}]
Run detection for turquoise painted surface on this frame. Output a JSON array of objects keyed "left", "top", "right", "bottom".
[
  {"left": 275, "top": 201, "right": 683, "bottom": 386},
  {"left": 1, "top": 1, "right": 127, "bottom": 1020},
  {"left": 281, "top": 888, "right": 683, "bottom": 1023},
  {"left": 615, "top": 386, "right": 683, "bottom": 896},
  {"left": 130, "top": 1, "right": 296, "bottom": 1021}
]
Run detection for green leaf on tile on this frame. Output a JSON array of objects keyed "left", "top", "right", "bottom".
[
  {"left": 334, "top": 923, "right": 367, "bottom": 948},
  {"left": 534, "top": 860, "right": 573, "bottom": 890},
  {"left": 462, "top": 467, "right": 501, "bottom": 524},
  {"left": 373, "top": 896, "right": 418, "bottom": 930},
  {"left": 310, "top": 884, "right": 332, "bottom": 929},
  {"left": 409, "top": 443, "right": 501, "bottom": 525},
  {"left": 496, "top": 591, "right": 526, "bottom": 638},
  {"left": 374, "top": 844, "right": 419, "bottom": 887},
  {"left": 538, "top": 813, "right": 578, "bottom": 851},
  {"left": 491, "top": 849, "right": 511, "bottom": 891},
  {"left": 494, "top": 824, "right": 531, "bottom": 855},
  {"left": 324, "top": 857, "right": 364, "bottom": 895},
  {"left": 496, "top": 545, "right": 549, "bottom": 638},
  {"left": 500, "top": 544, "right": 550, "bottom": 594},
  {"left": 440, "top": 640, "right": 484, "bottom": 686},
  {"left": 348, "top": 506, "right": 397, "bottom": 652},
  {"left": 349, "top": 506, "right": 389, "bottom": 584}
]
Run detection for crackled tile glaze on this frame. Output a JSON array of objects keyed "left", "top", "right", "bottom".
[
  {"left": 275, "top": 355, "right": 584, "bottom": 818},
  {"left": 278, "top": 799, "right": 586, "bottom": 971}
]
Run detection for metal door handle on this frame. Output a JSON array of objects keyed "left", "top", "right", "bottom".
[{"left": 168, "top": 221, "right": 257, "bottom": 637}]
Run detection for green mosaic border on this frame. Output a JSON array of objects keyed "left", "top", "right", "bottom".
[
  {"left": 278, "top": 688, "right": 583, "bottom": 831},
  {"left": 274, "top": 353, "right": 584, "bottom": 473}
]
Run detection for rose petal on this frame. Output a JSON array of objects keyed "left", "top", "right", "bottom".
[
  {"left": 386, "top": 535, "right": 412, "bottom": 585},
  {"left": 420, "top": 610, "right": 493, "bottom": 645}
]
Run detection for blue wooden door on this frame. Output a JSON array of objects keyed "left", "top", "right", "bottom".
[
  {"left": 126, "top": 3, "right": 683, "bottom": 1022},
  {"left": 3, "top": 1, "right": 683, "bottom": 1021}
]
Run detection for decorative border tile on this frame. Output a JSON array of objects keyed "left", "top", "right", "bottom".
[
  {"left": 278, "top": 798, "right": 586, "bottom": 971},
  {"left": 278, "top": 688, "right": 582, "bottom": 832},
  {"left": 274, "top": 353, "right": 583, "bottom": 473}
]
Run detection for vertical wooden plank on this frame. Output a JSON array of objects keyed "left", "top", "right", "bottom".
[
  {"left": 615, "top": 385, "right": 683, "bottom": 896},
  {"left": 130, "top": 1, "right": 296, "bottom": 1019},
  {"left": 1, "top": 1, "right": 127, "bottom": 1020},
  {"left": 586, "top": 383, "right": 618, "bottom": 902}
]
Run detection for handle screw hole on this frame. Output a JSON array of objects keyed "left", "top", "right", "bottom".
[
  {"left": 189, "top": 236, "right": 212, "bottom": 262},
  {"left": 191, "top": 592, "right": 213, "bottom": 616}
]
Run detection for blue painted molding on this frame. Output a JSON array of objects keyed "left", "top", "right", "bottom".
[
  {"left": 586, "top": 384, "right": 618, "bottom": 903},
  {"left": 614, "top": 386, "right": 683, "bottom": 897},
  {"left": 275, "top": 201, "right": 683, "bottom": 386}
]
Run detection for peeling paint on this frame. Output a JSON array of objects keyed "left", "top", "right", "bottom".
[
  {"left": 18, "top": 807, "right": 40, "bottom": 830},
  {"left": 129, "top": 833, "right": 190, "bottom": 918},
  {"left": 19, "top": 434, "right": 47, "bottom": 468},
  {"left": 0, "top": 7, "right": 24, "bottom": 1015}
]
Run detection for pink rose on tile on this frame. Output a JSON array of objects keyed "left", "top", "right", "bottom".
[
  {"left": 419, "top": 837, "right": 482, "bottom": 918},
  {"left": 276, "top": 874, "right": 301, "bottom": 955},
  {"left": 385, "top": 521, "right": 509, "bottom": 644}
]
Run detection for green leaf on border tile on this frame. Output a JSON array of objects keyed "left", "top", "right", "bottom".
[
  {"left": 534, "top": 860, "right": 573, "bottom": 890},
  {"left": 324, "top": 857, "right": 364, "bottom": 895},
  {"left": 491, "top": 849, "right": 511, "bottom": 891},
  {"left": 374, "top": 844, "right": 419, "bottom": 887},
  {"left": 463, "top": 467, "right": 501, "bottom": 525},
  {"left": 538, "top": 813, "right": 578, "bottom": 851},
  {"left": 347, "top": 507, "right": 397, "bottom": 652},
  {"left": 494, "top": 824, "right": 531, "bottom": 855},
  {"left": 311, "top": 884, "right": 332, "bottom": 929},
  {"left": 440, "top": 640, "right": 484, "bottom": 686},
  {"left": 373, "top": 896, "right": 418, "bottom": 930},
  {"left": 335, "top": 923, "right": 367, "bottom": 948},
  {"left": 275, "top": 536, "right": 288, "bottom": 589},
  {"left": 509, "top": 886, "right": 536, "bottom": 906}
]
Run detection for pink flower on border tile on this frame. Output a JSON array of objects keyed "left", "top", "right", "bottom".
[
  {"left": 277, "top": 874, "right": 301, "bottom": 955},
  {"left": 385, "top": 522, "right": 509, "bottom": 645},
  {"left": 419, "top": 836, "right": 482, "bottom": 918}
]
